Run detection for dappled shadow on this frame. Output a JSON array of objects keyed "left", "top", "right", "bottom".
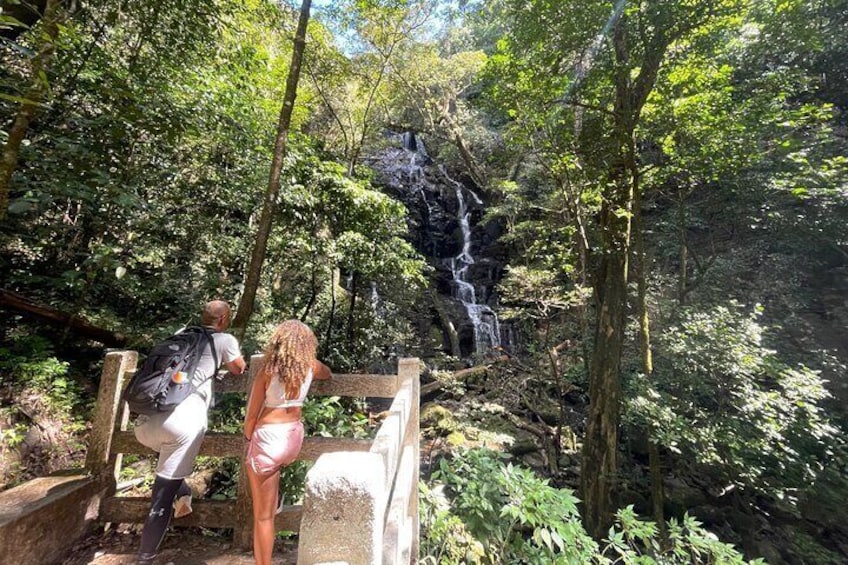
[{"left": 61, "top": 529, "right": 298, "bottom": 565}]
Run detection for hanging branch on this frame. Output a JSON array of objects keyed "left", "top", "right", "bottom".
[{"left": 0, "top": 289, "right": 127, "bottom": 346}]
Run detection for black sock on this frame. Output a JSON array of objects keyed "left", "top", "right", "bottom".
[
  {"left": 177, "top": 479, "right": 191, "bottom": 499},
  {"left": 138, "top": 476, "right": 184, "bottom": 558}
]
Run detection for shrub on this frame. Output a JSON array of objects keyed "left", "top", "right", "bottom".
[
  {"left": 421, "top": 448, "right": 765, "bottom": 564},
  {"left": 0, "top": 334, "right": 88, "bottom": 488},
  {"left": 627, "top": 303, "right": 840, "bottom": 501}
]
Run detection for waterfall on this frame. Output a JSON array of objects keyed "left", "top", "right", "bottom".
[
  {"left": 368, "top": 130, "right": 507, "bottom": 357},
  {"left": 402, "top": 131, "right": 417, "bottom": 152},
  {"left": 401, "top": 132, "right": 433, "bottom": 218},
  {"left": 440, "top": 164, "right": 501, "bottom": 355},
  {"left": 370, "top": 281, "right": 380, "bottom": 313}
]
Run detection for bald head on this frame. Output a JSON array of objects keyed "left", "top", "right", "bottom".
[{"left": 202, "top": 300, "right": 232, "bottom": 329}]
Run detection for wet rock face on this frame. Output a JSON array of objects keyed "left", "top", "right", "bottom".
[
  {"left": 365, "top": 132, "right": 507, "bottom": 358},
  {"left": 368, "top": 154, "right": 460, "bottom": 259}
]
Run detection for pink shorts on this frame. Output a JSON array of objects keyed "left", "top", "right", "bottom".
[{"left": 246, "top": 421, "right": 304, "bottom": 475}]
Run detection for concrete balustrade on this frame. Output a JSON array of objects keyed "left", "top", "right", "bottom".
[
  {"left": 298, "top": 357, "right": 421, "bottom": 565},
  {"left": 298, "top": 452, "right": 388, "bottom": 565},
  {"left": 0, "top": 350, "right": 420, "bottom": 564}
]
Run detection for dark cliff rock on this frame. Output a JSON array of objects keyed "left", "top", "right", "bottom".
[{"left": 364, "top": 132, "right": 507, "bottom": 358}]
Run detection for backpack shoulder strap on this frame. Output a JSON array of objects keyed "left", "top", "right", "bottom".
[
  {"left": 180, "top": 326, "right": 220, "bottom": 388},
  {"left": 202, "top": 327, "right": 219, "bottom": 375}
]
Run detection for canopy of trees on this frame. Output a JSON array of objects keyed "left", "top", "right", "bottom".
[{"left": 2, "top": 0, "right": 846, "bottom": 562}]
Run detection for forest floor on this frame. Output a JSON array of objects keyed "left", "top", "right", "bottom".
[{"left": 60, "top": 527, "right": 298, "bottom": 564}]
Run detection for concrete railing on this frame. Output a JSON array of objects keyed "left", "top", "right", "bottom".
[
  {"left": 298, "top": 358, "right": 420, "bottom": 565},
  {"left": 0, "top": 350, "right": 420, "bottom": 564}
]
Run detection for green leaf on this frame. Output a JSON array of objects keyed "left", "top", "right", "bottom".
[{"left": 7, "top": 199, "right": 34, "bottom": 214}]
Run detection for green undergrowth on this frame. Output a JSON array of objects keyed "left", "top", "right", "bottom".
[
  {"left": 422, "top": 399, "right": 525, "bottom": 454},
  {"left": 0, "top": 334, "right": 90, "bottom": 489},
  {"left": 421, "top": 448, "right": 766, "bottom": 565}
]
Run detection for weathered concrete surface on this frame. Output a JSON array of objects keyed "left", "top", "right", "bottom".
[
  {"left": 85, "top": 351, "right": 137, "bottom": 481},
  {"left": 297, "top": 452, "right": 387, "bottom": 565},
  {"left": 0, "top": 471, "right": 107, "bottom": 565}
]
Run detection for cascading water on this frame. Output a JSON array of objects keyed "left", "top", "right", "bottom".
[
  {"left": 367, "top": 130, "right": 507, "bottom": 357},
  {"left": 402, "top": 131, "right": 433, "bottom": 218},
  {"left": 439, "top": 164, "right": 501, "bottom": 355}
]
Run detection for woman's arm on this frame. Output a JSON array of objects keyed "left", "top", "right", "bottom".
[
  {"left": 312, "top": 359, "right": 331, "bottom": 381},
  {"left": 243, "top": 369, "right": 267, "bottom": 440}
]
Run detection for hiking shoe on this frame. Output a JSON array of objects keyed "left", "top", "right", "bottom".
[{"left": 174, "top": 494, "right": 192, "bottom": 519}]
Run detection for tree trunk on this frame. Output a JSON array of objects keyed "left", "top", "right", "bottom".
[
  {"left": 633, "top": 190, "right": 652, "bottom": 378},
  {"left": 634, "top": 183, "right": 667, "bottom": 543},
  {"left": 441, "top": 108, "right": 486, "bottom": 188},
  {"left": 559, "top": 174, "right": 591, "bottom": 381},
  {"left": 547, "top": 334, "right": 572, "bottom": 464},
  {"left": 580, "top": 12, "right": 673, "bottom": 538},
  {"left": 0, "top": 289, "right": 127, "bottom": 346},
  {"left": 581, "top": 221, "right": 630, "bottom": 539},
  {"left": 581, "top": 17, "right": 635, "bottom": 539},
  {"left": 347, "top": 271, "right": 358, "bottom": 351},
  {"left": 126, "top": 1, "right": 163, "bottom": 77},
  {"left": 451, "top": 130, "right": 486, "bottom": 188},
  {"left": 677, "top": 190, "right": 688, "bottom": 305},
  {"left": 0, "top": 0, "right": 62, "bottom": 221},
  {"left": 324, "top": 266, "right": 338, "bottom": 351},
  {"left": 299, "top": 264, "right": 319, "bottom": 321},
  {"left": 231, "top": 0, "right": 312, "bottom": 338},
  {"left": 346, "top": 32, "right": 404, "bottom": 176},
  {"left": 429, "top": 291, "right": 461, "bottom": 357},
  {"left": 648, "top": 440, "right": 665, "bottom": 538}
]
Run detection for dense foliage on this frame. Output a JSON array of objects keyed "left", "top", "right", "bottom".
[
  {"left": 2, "top": 0, "right": 847, "bottom": 562},
  {"left": 0, "top": 334, "right": 88, "bottom": 486},
  {"left": 0, "top": 0, "right": 425, "bottom": 360},
  {"left": 628, "top": 304, "right": 838, "bottom": 499}
]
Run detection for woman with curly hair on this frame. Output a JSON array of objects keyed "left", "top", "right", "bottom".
[{"left": 243, "top": 320, "right": 331, "bottom": 565}]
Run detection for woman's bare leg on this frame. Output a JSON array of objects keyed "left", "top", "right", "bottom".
[{"left": 246, "top": 464, "right": 280, "bottom": 565}]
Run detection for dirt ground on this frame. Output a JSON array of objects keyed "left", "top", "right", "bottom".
[{"left": 60, "top": 527, "right": 298, "bottom": 565}]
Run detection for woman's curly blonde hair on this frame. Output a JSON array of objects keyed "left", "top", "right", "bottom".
[{"left": 262, "top": 320, "right": 317, "bottom": 400}]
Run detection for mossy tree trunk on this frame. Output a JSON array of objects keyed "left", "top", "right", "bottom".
[
  {"left": 634, "top": 180, "right": 667, "bottom": 544},
  {"left": 581, "top": 13, "right": 670, "bottom": 539},
  {"left": 0, "top": 0, "right": 62, "bottom": 220}
]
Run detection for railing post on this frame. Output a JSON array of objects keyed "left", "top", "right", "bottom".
[
  {"left": 85, "top": 351, "right": 138, "bottom": 487},
  {"left": 398, "top": 358, "right": 420, "bottom": 563},
  {"left": 233, "top": 353, "right": 265, "bottom": 550},
  {"left": 298, "top": 452, "right": 387, "bottom": 565}
]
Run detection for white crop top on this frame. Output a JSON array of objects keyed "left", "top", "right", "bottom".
[{"left": 264, "top": 367, "right": 313, "bottom": 408}]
